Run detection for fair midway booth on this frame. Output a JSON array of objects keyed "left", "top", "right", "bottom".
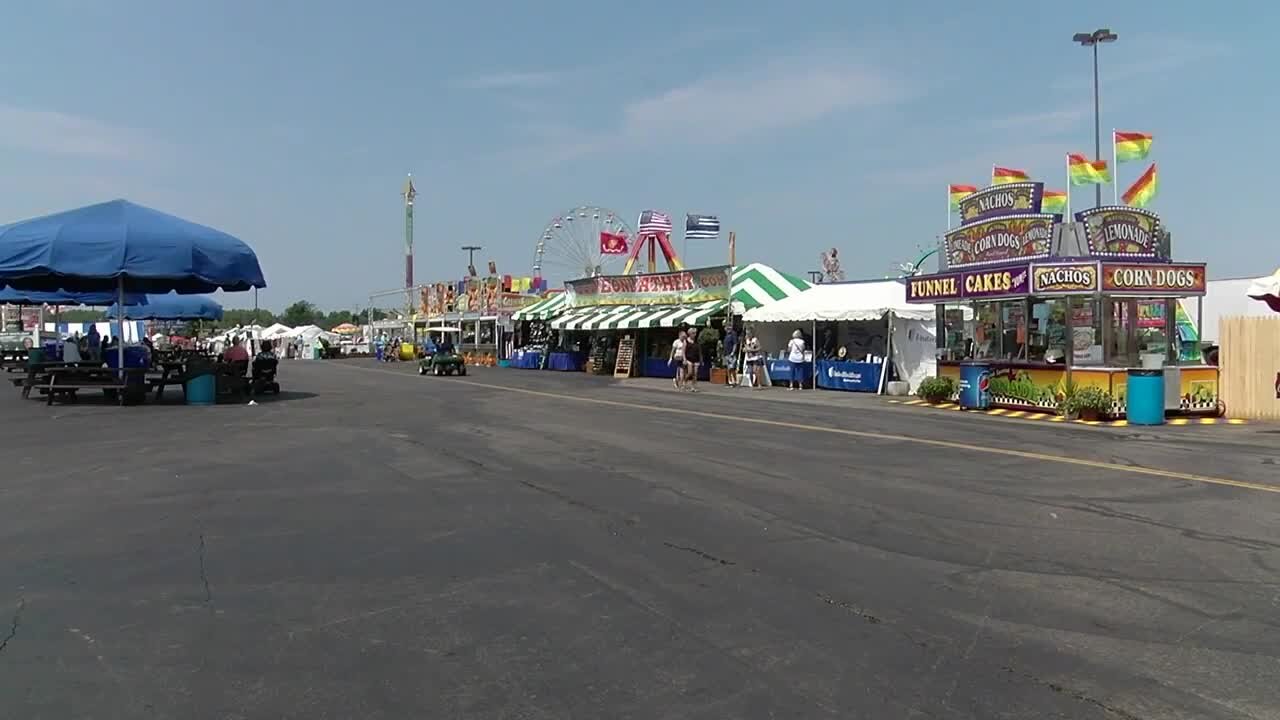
[
  {"left": 742, "top": 279, "right": 946, "bottom": 393},
  {"left": 515, "top": 263, "right": 811, "bottom": 376}
]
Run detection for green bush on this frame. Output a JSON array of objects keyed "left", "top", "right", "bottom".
[
  {"left": 1061, "top": 385, "right": 1112, "bottom": 416},
  {"left": 917, "top": 376, "right": 957, "bottom": 403}
]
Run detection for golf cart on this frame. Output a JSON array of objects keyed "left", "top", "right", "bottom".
[
  {"left": 422, "top": 351, "right": 466, "bottom": 376},
  {"left": 417, "top": 326, "right": 466, "bottom": 376}
]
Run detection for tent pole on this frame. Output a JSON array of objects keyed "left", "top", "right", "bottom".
[
  {"left": 117, "top": 278, "right": 126, "bottom": 381},
  {"left": 811, "top": 319, "right": 816, "bottom": 391}
]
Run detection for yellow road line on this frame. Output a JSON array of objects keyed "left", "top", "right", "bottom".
[{"left": 332, "top": 363, "right": 1280, "bottom": 496}]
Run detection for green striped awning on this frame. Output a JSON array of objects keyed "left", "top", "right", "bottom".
[
  {"left": 550, "top": 300, "right": 727, "bottom": 331},
  {"left": 732, "top": 263, "right": 811, "bottom": 310},
  {"left": 511, "top": 292, "right": 568, "bottom": 321}
]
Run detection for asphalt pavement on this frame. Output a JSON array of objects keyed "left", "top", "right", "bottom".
[{"left": 1, "top": 358, "right": 1278, "bottom": 719}]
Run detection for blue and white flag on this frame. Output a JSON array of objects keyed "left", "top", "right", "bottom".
[{"left": 685, "top": 213, "right": 720, "bottom": 240}]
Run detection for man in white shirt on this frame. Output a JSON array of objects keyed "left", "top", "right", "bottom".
[{"left": 669, "top": 330, "right": 687, "bottom": 390}]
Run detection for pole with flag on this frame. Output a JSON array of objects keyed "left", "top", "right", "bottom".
[
  {"left": 1065, "top": 155, "right": 1072, "bottom": 218},
  {"left": 1111, "top": 128, "right": 1119, "bottom": 203}
]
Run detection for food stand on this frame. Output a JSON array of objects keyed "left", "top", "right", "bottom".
[{"left": 906, "top": 183, "right": 1214, "bottom": 417}]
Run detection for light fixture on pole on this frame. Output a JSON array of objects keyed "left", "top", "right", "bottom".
[
  {"left": 1072, "top": 27, "right": 1118, "bottom": 208},
  {"left": 461, "top": 245, "right": 482, "bottom": 277}
]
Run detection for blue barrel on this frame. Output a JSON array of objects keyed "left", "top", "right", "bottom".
[
  {"left": 185, "top": 373, "right": 216, "bottom": 406},
  {"left": 1126, "top": 368, "right": 1165, "bottom": 425},
  {"left": 958, "top": 361, "right": 992, "bottom": 410}
]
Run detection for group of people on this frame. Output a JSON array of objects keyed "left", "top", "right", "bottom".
[{"left": 668, "top": 326, "right": 809, "bottom": 392}]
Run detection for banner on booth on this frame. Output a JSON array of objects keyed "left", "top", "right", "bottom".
[
  {"left": 944, "top": 214, "right": 1055, "bottom": 269},
  {"left": 1101, "top": 263, "right": 1206, "bottom": 295},
  {"left": 957, "top": 182, "right": 1045, "bottom": 225},
  {"left": 1031, "top": 262, "right": 1100, "bottom": 294},
  {"left": 906, "top": 263, "right": 1031, "bottom": 303},
  {"left": 564, "top": 265, "right": 731, "bottom": 307},
  {"left": 816, "top": 360, "right": 882, "bottom": 392},
  {"left": 1075, "top": 206, "right": 1164, "bottom": 259}
]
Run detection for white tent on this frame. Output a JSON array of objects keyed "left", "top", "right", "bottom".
[
  {"left": 1179, "top": 275, "right": 1276, "bottom": 344},
  {"left": 742, "top": 279, "right": 947, "bottom": 393},
  {"left": 742, "top": 280, "right": 933, "bottom": 323},
  {"left": 261, "top": 322, "right": 293, "bottom": 340}
]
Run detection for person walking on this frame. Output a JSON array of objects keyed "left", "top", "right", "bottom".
[
  {"left": 786, "top": 329, "right": 806, "bottom": 391},
  {"left": 744, "top": 330, "right": 763, "bottom": 389},
  {"left": 669, "top": 330, "right": 687, "bottom": 390},
  {"left": 684, "top": 329, "right": 701, "bottom": 393},
  {"left": 723, "top": 325, "right": 738, "bottom": 387}
]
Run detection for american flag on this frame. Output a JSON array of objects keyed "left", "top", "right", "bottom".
[
  {"left": 685, "top": 213, "right": 720, "bottom": 240},
  {"left": 637, "top": 210, "right": 672, "bottom": 234}
]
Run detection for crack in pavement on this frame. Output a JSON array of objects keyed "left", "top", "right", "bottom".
[
  {"left": 999, "top": 665, "right": 1145, "bottom": 720},
  {"left": 198, "top": 533, "right": 213, "bottom": 604},
  {"left": 0, "top": 598, "right": 25, "bottom": 655},
  {"left": 663, "top": 542, "right": 735, "bottom": 566}
]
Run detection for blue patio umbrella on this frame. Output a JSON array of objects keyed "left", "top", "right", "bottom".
[
  {"left": 0, "top": 288, "right": 148, "bottom": 306},
  {"left": 106, "top": 293, "right": 223, "bottom": 321},
  {"left": 0, "top": 199, "right": 265, "bottom": 376}
]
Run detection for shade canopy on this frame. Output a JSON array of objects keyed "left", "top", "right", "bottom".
[
  {"left": 106, "top": 293, "right": 223, "bottom": 321},
  {"left": 0, "top": 288, "right": 147, "bottom": 306},
  {"left": 1247, "top": 269, "right": 1280, "bottom": 313},
  {"left": 743, "top": 280, "right": 937, "bottom": 323},
  {"left": 0, "top": 199, "right": 266, "bottom": 294}
]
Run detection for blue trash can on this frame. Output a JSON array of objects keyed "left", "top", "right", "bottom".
[
  {"left": 958, "top": 361, "right": 992, "bottom": 410},
  {"left": 1126, "top": 368, "right": 1165, "bottom": 425},
  {"left": 185, "top": 373, "right": 216, "bottom": 406}
]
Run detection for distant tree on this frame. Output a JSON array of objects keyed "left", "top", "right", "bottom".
[{"left": 282, "top": 300, "right": 318, "bottom": 327}]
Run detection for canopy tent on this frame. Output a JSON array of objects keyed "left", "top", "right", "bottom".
[
  {"left": 106, "top": 292, "right": 223, "bottom": 321},
  {"left": 0, "top": 199, "right": 265, "bottom": 376},
  {"left": 742, "top": 279, "right": 957, "bottom": 394},
  {"left": 0, "top": 199, "right": 266, "bottom": 294},
  {"left": 512, "top": 292, "right": 568, "bottom": 321},
  {"left": 742, "top": 280, "right": 933, "bottom": 323},
  {"left": 541, "top": 263, "right": 810, "bottom": 330},
  {"left": 0, "top": 288, "right": 148, "bottom": 306},
  {"left": 261, "top": 323, "right": 293, "bottom": 340},
  {"left": 1247, "top": 269, "right": 1280, "bottom": 313},
  {"left": 731, "top": 263, "right": 812, "bottom": 312},
  {"left": 550, "top": 300, "right": 726, "bottom": 331}
]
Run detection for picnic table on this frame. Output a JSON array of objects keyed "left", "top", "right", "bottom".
[{"left": 43, "top": 365, "right": 149, "bottom": 406}]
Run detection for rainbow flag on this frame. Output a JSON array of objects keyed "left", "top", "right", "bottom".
[
  {"left": 1114, "top": 131, "right": 1153, "bottom": 163},
  {"left": 992, "top": 167, "right": 1029, "bottom": 185},
  {"left": 948, "top": 184, "right": 978, "bottom": 210},
  {"left": 1068, "top": 154, "right": 1111, "bottom": 186},
  {"left": 1041, "top": 190, "right": 1067, "bottom": 214},
  {"left": 1121, "top": 163, "right": 1159, "bottom": 208}
]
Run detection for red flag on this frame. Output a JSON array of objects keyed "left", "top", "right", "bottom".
[{"left": 600, "top": 231, "right": 628, "bottom": 255}]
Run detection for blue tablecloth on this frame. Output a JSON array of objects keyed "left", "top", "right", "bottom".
[
  {"left": 767, "top": 358, "right": 813, "bottom": 386},
  {"left": 642, "top": 357, "right": 710, "bottom": 380},
  {"left": 547, "top": 351, "right": 584, "bottom": 372},
  {"left": 511, "top": 350, "right": 542, "bottom": 369},
  {"left": 815, "top": 360, "right": 882, "bottom": 392}
]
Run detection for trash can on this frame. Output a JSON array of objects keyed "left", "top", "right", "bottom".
[
  {"left": 958, "top": 361, "right": 992, "bottom": 410},
  {"left": 185, "top": 373, "right": 216, "bottom": 406},
  {"left": 1126, "top": 368, "right": 1165, "bottom": 425}
]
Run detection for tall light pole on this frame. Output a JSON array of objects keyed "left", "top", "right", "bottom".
[
  {"left": 461, "top": 245, "right": 482, "bottom": 276},
  {"left": 1073, "top": 28, "right": 1118, "bottom": 208}
]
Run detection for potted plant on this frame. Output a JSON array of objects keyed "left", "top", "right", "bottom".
[
  {"left": 1062, "top": 385, "right": 1112, "bottom": 421},
  {"left": 916, "top": 376, "right": 956, "bottom": 405}
]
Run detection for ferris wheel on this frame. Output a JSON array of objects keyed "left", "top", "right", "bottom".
[{"left": 534, "top": 206, "right": 633, "bottom": 281}]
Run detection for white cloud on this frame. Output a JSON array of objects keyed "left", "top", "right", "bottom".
[
  {"left": 512, "top": 50, "right": 909, "bottom": 167},
  {"left": 0, "top": 105, "right": 157, "bottom": 159},
  {"left": 455, "top": 71, "right": 563, "bottom": 90}
]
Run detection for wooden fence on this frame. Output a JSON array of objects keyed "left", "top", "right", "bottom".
[{"left": 1219, "top": 315, "right": 1280, "bottom": 420}]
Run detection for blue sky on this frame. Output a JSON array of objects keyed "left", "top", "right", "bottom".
[{"left": 1, "top": 1, "right": 1274, "bottom": 310}]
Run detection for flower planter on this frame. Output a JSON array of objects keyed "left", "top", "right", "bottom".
[
  {"left": 1079, "top": 408, "right": 1099, "bottom": 421},
  {"left": 710, "top": 367, "right": 728, "bottom": 385}
]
